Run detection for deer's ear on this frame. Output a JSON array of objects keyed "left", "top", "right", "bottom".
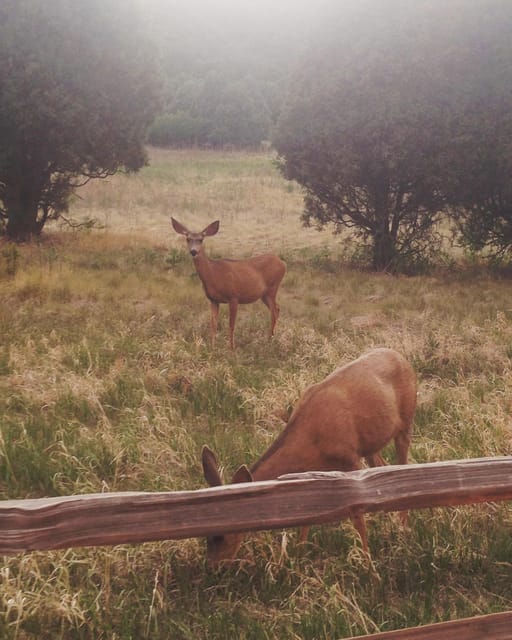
[
  {"left": 202, "top": 220, "right": 220, "bottom": 237},
  {"left": 171, "top": 217, "right": 189, "bottom": 236},
  {"left": 202, "top": 445, "right": 223, "bottom": 487},
  {"left": 232, "top": 464, "right": 253, "bottom": 484}
]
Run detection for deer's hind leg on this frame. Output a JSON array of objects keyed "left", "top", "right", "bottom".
[{"left": 262, "top": 290, "right": 280, "bottom": 337}]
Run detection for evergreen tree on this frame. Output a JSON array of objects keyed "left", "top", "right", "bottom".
[
  {"left": 0, "top": 0, "right": 162, "bottom": 240},
  {"left": 274, "top": 0, "right": 512, "bottom": 270}
]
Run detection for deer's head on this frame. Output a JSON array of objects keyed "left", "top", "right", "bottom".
[
  {"left": 171, "top": 218, "right": 219, "bottom": 257},
  {"left": 201, "top": 445, "right": 253, "bottom": 565}
]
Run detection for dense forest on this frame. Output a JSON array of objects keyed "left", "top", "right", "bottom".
[{"left": 144, "top": 0, "right": 318, "bottom": 148}]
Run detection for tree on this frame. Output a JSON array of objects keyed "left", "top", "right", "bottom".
[
  {"left": 441, "top": 4, "right": 512, "bottom": 258},
  {"left": 0, "top": 0, "right": 162, "bottom": 241},
  {"left": 451, "top": 134, "right": 512, "bottom": 257},
  {"left": 274, "top": 1, "right": 512, "bottom": 271}
]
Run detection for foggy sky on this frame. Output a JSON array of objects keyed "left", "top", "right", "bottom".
[{"left": 140, "top": 0, "right": 333, "bottom": 50}]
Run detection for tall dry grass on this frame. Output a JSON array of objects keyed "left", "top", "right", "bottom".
[
  {"left": 0, "top": 148, "right": 511, "bottom": 639},
  {"left": 68, "top": 147, "right": 338, "bottom": 255}
]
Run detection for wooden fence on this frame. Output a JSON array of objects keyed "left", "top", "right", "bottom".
[{"left": 1, "top": 457, "right": 512, "bottom": 638}]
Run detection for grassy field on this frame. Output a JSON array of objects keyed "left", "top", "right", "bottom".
[{"left": 1, "top": 148, "right": 512, "bottom": 639}]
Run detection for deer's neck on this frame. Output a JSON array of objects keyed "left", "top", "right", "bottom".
[
  {"left": 250, "top": 428, "right": 301, "bottom": 481},
  {"left": 193, "top": 251, "right": 215, "bottom": 286}
]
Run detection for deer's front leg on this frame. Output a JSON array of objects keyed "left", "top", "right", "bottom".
[
  {"left": 210, "top": 301, "right": 219, "bottom": 346},
  {"left": 228, "top": 299, "right": 238, "bottom": 350}
]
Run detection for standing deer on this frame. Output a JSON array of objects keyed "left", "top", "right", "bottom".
[
  {"left": 201, "top": 347, "right": 417, "bottom": 565},
  {"left": 171, "top": 217, "right": 286, "bottom": 349}
]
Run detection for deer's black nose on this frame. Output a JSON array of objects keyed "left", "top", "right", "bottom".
[{"left": 190, "top": 249, "right": 198, "bottom": 257}]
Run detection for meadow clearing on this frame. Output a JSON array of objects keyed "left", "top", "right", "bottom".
[{"left": 1, "top": 148, "right": 512, "bottom": 639}]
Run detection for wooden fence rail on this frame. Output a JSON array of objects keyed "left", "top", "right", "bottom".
[
  {"left": 1, "top": 457, "right": 512, "bottom": 553},
  {"left": 1, "top": 457, "right": 512, "bottom": 639},
  {"left": 348, "top": 611, "right": 512, "bottom": 639}
]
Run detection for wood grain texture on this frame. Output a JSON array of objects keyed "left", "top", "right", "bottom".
[
  {"left": 1, "top": 457, "right": 511, "bottom": 554},
  {"left": 347, "top": 611, "right": 512, "bottom": 639}
]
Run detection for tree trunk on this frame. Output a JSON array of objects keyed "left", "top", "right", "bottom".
[
  {"left": 5, "top": 205, "right": 42, "bottom": 241},
  {"left": 372, "top": 211, "right": 396, "bottom": 271},
  {"left": 3, "top": 176, "right": 44, "bottom": 241}
]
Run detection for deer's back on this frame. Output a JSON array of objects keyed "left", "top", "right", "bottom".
[
  {"left": 254, "top": 349, "right": 416, "bottom": 477},
  {"left": 297, "top": 348, "right": 415, "bottom": 455}
]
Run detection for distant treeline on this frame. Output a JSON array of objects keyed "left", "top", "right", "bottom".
[
  {"left": 147, "top": 75, "right": 279, "bottom": 149},
  {"left": 145, "top": 2, "right": 310, "bottom": 148}
]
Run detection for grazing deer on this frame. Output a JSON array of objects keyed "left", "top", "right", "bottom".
[
  {"left": 201, "top": 347, "right": 417, "bottom": 565},
  {"left": 171, "top": 217, "right": 286, "bottom": 349}
]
